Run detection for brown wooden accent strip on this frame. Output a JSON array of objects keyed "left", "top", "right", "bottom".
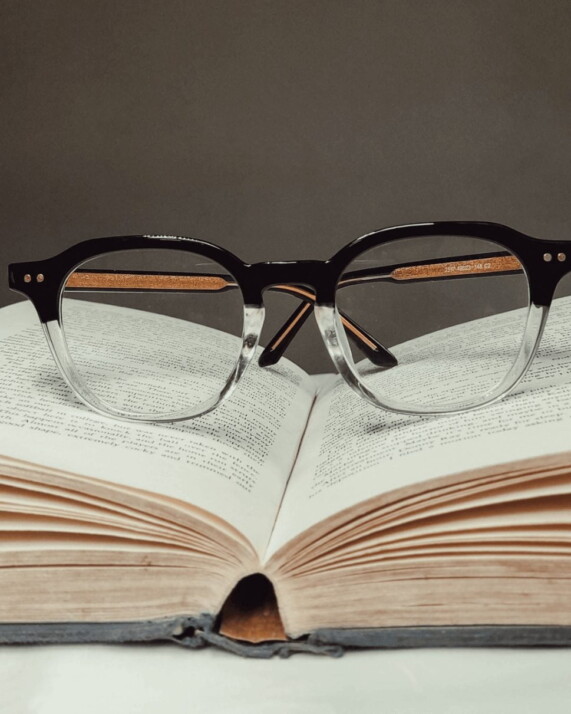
[
  {"left": 271, "top": 301, "right": 313, "bottom": 350},
  {"left": 66, "top": 272, "right": 234, "bottom": 291},
  {"left": 390, "top": 255, "right": 523, "bottom": 281},
  {"left": 271, "top": 285, "right": 379, "bottom": 351},
  {"left": 273, "top": 284, "right": 316, "bottom": 300},
  {"left": 341, "top": 318, "right": 377, "bottom": 350}
]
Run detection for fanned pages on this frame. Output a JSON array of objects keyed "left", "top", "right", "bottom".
[
  {"left": 0, "top": 298, "right": 571, "bottom": 651},
  {"left": 0, "top": 302, "right": 313, "bottom": 620}
]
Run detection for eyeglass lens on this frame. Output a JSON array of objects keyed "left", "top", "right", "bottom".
[
  {"left": 335, "top": 235, "right": 531, "bottom": 412},
  {"left": 60, "top": 248, "right": 244, "bottom": 419}
]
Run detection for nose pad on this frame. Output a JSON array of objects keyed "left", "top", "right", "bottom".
[
  {"left": 335, "top": 309, "right": 355, "bottom": 363},
  {"left": 242, "top": 305, "right": 266, "bottom": 353},
  {"left": 314, "top": 304, "right": 387, "bottom": 408},
  {"left": 234, "top": 305, "right": 266, "bottom": 384},
  {"left": 314, "top": 304, "right": 356, "bottom": 376},
  {"left": 314, "top": 304, "right": 397, "bottom": 371}
]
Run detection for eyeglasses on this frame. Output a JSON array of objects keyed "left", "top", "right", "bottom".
[{"left": 8, "top": 221, "right": 570, "bottom": 422}]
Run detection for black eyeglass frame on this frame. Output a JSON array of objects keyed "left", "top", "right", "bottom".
[{"left": 8, "top": 221, "right": 571, "bottom": 422}]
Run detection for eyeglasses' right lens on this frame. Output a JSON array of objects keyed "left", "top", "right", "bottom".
[
  {"left": 335, "top": 234, "right": 530, "bottom": 413},
  {"left": 60, "top": 247, "right": 245, "bottom": 420}
]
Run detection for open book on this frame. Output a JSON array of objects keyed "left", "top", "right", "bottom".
[{"left": 1, "top": 298, "right": 571, "bottom": 657}]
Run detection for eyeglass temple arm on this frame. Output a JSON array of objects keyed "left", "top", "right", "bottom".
[{"left": 258, "top": 298, "right": 397, "bottom": 368}]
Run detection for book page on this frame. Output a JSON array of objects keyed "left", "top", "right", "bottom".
[
  {"left": 0, "top": 301, "right": 315, "bottom": 554},
  {"left": 266, "top": 296, "right": 571, "bottom": 558}
]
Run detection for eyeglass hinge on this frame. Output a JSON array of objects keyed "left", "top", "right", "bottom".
[
  {"left": 23, "top": 273, "right": 45, "bottom": 284},
  {"left": 543, "top": 252, "right": 566, "bottom": 263}
]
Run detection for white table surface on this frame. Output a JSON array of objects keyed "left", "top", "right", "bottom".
[{"left": 1, "top": 645, "right": 570, "bottom": 713}]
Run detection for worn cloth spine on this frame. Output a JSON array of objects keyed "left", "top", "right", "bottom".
[{"left": 3, "top": 620, "right": 571, "bottom": 658}]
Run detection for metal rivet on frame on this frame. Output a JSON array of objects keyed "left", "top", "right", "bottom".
[
  {"left": 558, "top": 252, "right": 567, "bottom": 262},
  {"left": 543, "top": 253, "right": 553, "bottom": 262},
  {"left": 24, "top": 274, "right": 32, "bottom": 283},
  {"left": 36, "top": 274, "right": 44, "bottom": 283}
]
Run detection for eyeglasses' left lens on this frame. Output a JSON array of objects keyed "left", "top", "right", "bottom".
[{"left": 60, "top": 248, "right": 244, "bottom": 420}]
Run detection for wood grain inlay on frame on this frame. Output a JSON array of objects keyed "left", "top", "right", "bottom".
[
  {"left": 66, "top": 272, "right": 234, "bottom": 291},
  {"left": 390, "top": 255, "right": 522, "bottom": 281}
]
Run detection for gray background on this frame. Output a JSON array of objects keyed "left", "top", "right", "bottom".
[{"left": 2, "top": 0, "right": 571, "bottom": 372}]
